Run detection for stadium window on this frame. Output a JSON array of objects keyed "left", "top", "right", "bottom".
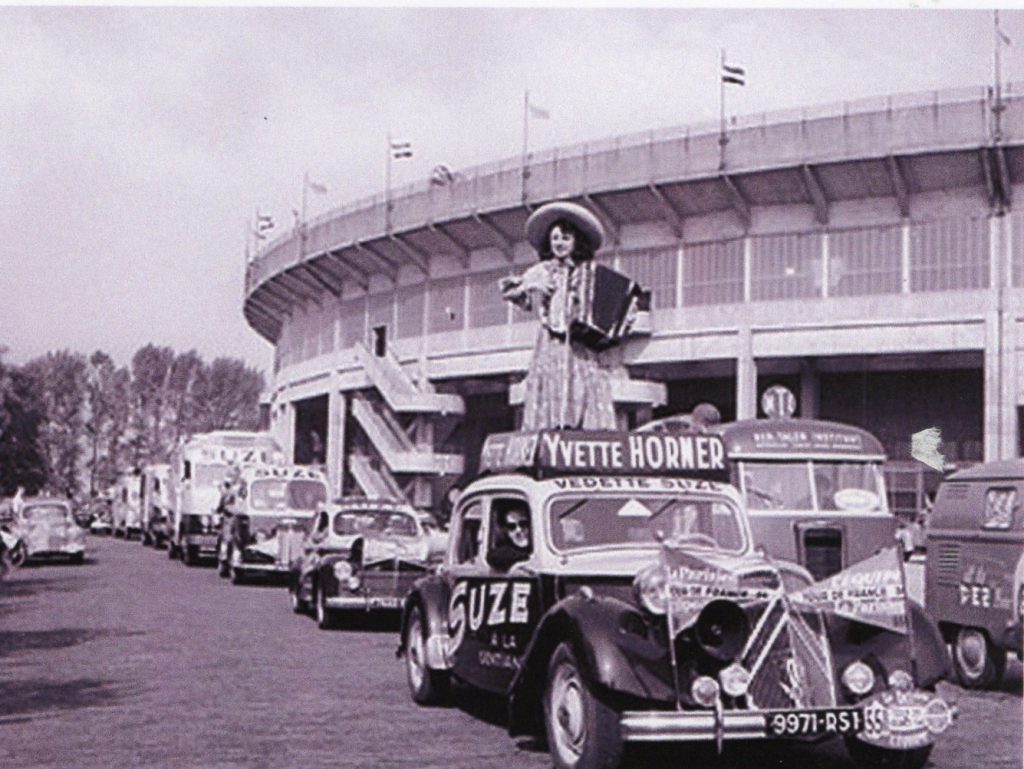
[{"left": 682, "top": 239, "right": 744, "bottom": 306}]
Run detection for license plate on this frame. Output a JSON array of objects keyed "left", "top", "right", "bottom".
[
  {"left": 367, "top": 596, "right": 401, "bottom": 609},
  {"left": 766, "top": 708, "right": 863, "bottom": 737}
]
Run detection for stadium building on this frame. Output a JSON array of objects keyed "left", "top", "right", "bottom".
[{"left": 243, "top": 83, "right": 1024, "bottom": 518}]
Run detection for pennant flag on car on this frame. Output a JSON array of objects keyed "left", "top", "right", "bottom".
[{"left": 788, "top": 546, "right": 909, "bottom": 633}]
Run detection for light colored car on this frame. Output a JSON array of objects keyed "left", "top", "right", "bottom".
[
  {"left": 289, "top": 498, "right": 447, "bottom": 628},
  {"left": 13, "top": 497, "right": 86, "bottom": 563}
]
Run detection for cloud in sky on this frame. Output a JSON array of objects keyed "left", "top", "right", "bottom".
[{"left": 0, "top": 7, "right": 1017, "bottom": 371}]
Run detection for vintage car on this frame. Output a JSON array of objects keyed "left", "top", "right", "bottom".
[
  {"left": 12, "top": 497, "right": 87, "bottom": 563},
  {"left": 288, "top": 498, "right": 445, "bottom": 629},
  {"left": 398, "top": 429, "right": 956, "bottom": 769},
  {"left": 216, "top": 465, "right": 328, "bottom": 584}
]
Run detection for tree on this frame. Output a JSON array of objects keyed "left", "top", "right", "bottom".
[
  {"left": 21, "top": 350, "right": 89, "bottom": 498},
  {"left": 192, "top": 357, "right": 264, "bottom": 432},
  {"left": 128, "top": 344, "right": 175, "bottom": 467},
  {"left": 0, "top": 353, "right": 47, "bottom": 496},
  {"left": 85, "top": 350, "right": 131, "bottom": 496}
]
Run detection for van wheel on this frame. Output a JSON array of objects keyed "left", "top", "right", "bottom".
[
  {"left": 953, "top": 627, "right": 1006, "bottom": 688},
  {"left": 845, "top": 737, "right": 931, "bottom": 769},
  {"left": 290, "top": 582, "right": 308, "bottom": 614},
  {"left": 543, "top": 642, "right": 623, "bottom": 769},
  {"left": 316, "top": 587, "right": 336, "bottom": 630},
  {"left": 404, "top": 605, "right": 449, "bottom": 705}
]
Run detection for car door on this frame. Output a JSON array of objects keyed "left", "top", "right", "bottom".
[{"left": 299, "top": 509, "right": 330, "bottom": 601}]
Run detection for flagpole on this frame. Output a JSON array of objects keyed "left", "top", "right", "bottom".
[
  {"left": 522, "top": 89, "right": 530, "bottom": 202},
  {"left": 385, "top": 132, "right": 392, "bottom": 231},
  {"left": 718, "top": 49, "right": 727, "bottom": 170},
  {"left": 302, "top": 171, "right": 309, "bottom": 227},
  {"left": 994, "top": 10, "right": 1004, "bottom": 142}
]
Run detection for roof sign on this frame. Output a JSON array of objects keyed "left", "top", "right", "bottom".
[
  {"left": 761, "top": 385, "right": 796, "bottom": 419},
  {"left": 480, "top": 429, "right": 727, "bottom": 479}
]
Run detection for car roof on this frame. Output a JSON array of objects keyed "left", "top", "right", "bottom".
[{"left": 947, "top": 458, "right": 1024, "bottom": 482}]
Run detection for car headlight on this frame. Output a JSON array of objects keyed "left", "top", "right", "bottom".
[
  {"left": 346, "top": 575, "right": 361, "bottom": 592},
  {"left": 332, "top": 561, "right": 352, "bottom": 581},
  {"left": 887, "top": 669, "right": 914, "bottom": 692},
  {"left": 633, "top": 565, "right": 668, "bottom": 615},
  {"left": 254, "top": 530, "right": 267, "bottom": 543},
  {"left": 842, "top": 661, "right": 875, "bottom": 695},
  {"left": 691, "top": 676, "right": 720, "bottom": 707},
  {"left": 201, "top": 515, "right": 213, "bottom": 529},
  {"left": 719, "top": 663, "right": 751, "bottom": 697}
]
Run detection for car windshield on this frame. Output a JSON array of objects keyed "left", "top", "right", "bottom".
[
  {"left": 333, "top": 510, "right": 417, "bottom": 537},
  {"left": 249, "top": 479, "right": 327, "bottom": 512},
  {"left": 22, "top": 504, "right": 70, "bottom": 522},
  {"left": 741, "top": 461, "right": 884, "bottom": 512},
  {"left": 548, "top": 494, "right": 744, "bottom": 552}
]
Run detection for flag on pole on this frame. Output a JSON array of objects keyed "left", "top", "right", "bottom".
[
  {"left": 528, "top": 101, "right": 550, "bottom": 120},
  {"left": 255, "top": 214, "right": 274, "bottom": 240},
  {"left": 998, "top": 27, "right": 1012, "bottom": 46},
  {"left": 430, "top": 164, "right": 456, "bottom": 186},
  {"left": 722, "top": 61, "right": 746, "bottom": 86},
  {"left": 307, "top": 179, "right": 328, "bottom": 195},
  {"left": 390, "top": 140, "right": 413, "bottom": 159}
]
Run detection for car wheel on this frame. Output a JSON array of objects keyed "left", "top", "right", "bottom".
[
  {"left": 9, "top": 542, "right": 27, "bottom": 568},
  {"left": 316, "top": 587, "right": 336, "bottom": 630},
  {"left": 845, "top": 737, "right": 932, "bottom": 769},
  {"left": 182, "top": 545, "right": 197, "bottom": 567},
  {"left": 69, "top": 552, "right": 84, "bottom": 565},
  {"left": 952, "top": 626, "right": 1006, "bottom": 689},
  {"left": 543, "top": 642, "right": 623, "bottom": 769},
  {"left": 230, "top": 564, "right": 246, "bottom": 585},
  {"left": 217, "top": 544, "right": 231, "bottom": 578},
  {"left": 290, "top": 580, "right": 308, "bottom": 614},
  {"left": 405, "top": 605, "right": 449, "bottom": 705}
]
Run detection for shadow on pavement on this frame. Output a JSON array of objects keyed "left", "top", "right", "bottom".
[
  {"left": 0, "top": 627, "right": 141, "bottom": 658},
  {"left": 0, "top": 677, "right": 126, "bottom": 718}
]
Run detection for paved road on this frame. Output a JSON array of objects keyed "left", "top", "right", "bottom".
[{"left": 0, "top": 536, "right": 1020, "bottom": 769}]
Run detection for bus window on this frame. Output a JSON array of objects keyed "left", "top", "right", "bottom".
[
  {"left": 740, "top": 462, "right": 813, "bottom": 510},
  {"left": 812, "top": 462, "right": 885, "bottom": 512}
]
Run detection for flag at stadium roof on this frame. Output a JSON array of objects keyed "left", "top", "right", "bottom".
[
  {"left": 390, "top": 140, "right": 413, "bottom": 159},
  {"left": 307, "top": 179, "right": 328, "bottom": 195},
  {"left": 722, "top": 61, "right": 746, "bottom": 86}
]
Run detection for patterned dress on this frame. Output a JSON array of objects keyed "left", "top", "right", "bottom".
[{"left": 501, "top": 259, "right": 616, "bottom": 430}]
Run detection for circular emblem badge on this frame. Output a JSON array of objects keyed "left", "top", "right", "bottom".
[{"left": 761, "top": 385, "right": 797, "bottom": 419}]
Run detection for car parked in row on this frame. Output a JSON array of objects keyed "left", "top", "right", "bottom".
[
  {"left": 289, "top": 497, "right": 445, "bottom": 629},
  {"left": 399, "top": 428, "right": 956, "bottom": 769},
  {"left": 10, "top": 497, "right": 87, "bottom": 564}
]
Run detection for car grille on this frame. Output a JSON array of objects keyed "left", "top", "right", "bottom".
[
  {"left": 276, "top": 529, "right": 303, "bottom": 565},
  {"left": 743, "top": 597, "right": 836, "bottom": 710},
  {"left": 802, "top": 528, "right": 843, "bottom": 581},
  {"left": 934, "top": 542, "right": 961, "bottom": 587}
]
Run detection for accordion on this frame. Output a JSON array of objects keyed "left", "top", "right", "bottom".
[{"left": 571, "top": 264, "right": 650, "bottom": 351}]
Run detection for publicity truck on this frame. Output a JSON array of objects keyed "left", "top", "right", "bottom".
[{"left": 167, "top": 431, "right": 283, "bottom": 566}]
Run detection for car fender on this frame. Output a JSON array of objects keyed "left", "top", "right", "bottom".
[
  {"left": 907, "top": 599, "right": 951, "bottom": 686},
  {"left": 398, "top": 575, "right": 450, "bottom": 659},
  {"left": 507, "top": 592, "right": 674, "bottom": 737}
]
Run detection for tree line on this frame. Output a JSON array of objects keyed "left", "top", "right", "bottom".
[{"left": 0, "top": 344, "right": 264, "bottom": 500}]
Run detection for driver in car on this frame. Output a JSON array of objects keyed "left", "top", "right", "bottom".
[{"left": 487, "top": 502, "right": 532, "bottom": 571}]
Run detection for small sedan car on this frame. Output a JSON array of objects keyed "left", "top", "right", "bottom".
[
  {"left": 289, "top": 498, "right": 446, "bottom": 629},
  {"left": 398, "top": 428, "right": 956, "bottom": 769},
  {"left": 12, "top": 497, "right": 87, "bottom": 563}
]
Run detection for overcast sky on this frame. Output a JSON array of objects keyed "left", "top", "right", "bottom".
[{"left": 1, "top": 6, "right": 1020, "bottom": 373}]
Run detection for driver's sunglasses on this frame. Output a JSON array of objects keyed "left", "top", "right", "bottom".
[{"left": 507, "top": 519, "right": 529, "bottom": 531}]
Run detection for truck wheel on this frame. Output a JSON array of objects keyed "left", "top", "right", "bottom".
[
  {"left": 182, "top": 545, "right": 197, "bottom": 567},
  {"left": 845, "top": 737, "right": 932, "bottom": 769},
  {"left": 543, "top": 642, "right": 623, "bottom": 769},
  {"left": 230, "top": 564, "right": 246, "bottom": 585},
  {"left": 404, "top": 605, "right": 449, "bottom": 705},
  {"left": 952, "top": 627, "right": 1006, "bottom": 689},
  {"left": 218, "top": 544, "right": 231, "bottom": 578}
]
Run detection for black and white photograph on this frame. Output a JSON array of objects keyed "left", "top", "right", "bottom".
[{"left": 1, "top": 5, "right": 1022, "bottom": 769}]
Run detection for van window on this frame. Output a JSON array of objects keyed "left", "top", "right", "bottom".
[
  {"left": 454, "top": 500, "right": 483, "bottom": 564},
  {"left": 983, "top": 487, "right": 1016, "bottom": 530}
]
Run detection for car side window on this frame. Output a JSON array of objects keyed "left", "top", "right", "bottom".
[
  {"left": 486, "top": 497, "right": 533, "bottom": 572},
  {"left": 453, "top": 500, "right": 484, "bottom": 565}
]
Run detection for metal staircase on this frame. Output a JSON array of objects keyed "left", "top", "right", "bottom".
[{"left": 348, "top": 343, "right": 465, "bottom": 506}]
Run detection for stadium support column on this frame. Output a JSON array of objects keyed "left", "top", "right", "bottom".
[
  {"left": 800, "top": 359, "right": 820, "bottom": 419},
  {"left": 280, "top": 401, "right": 296, "bottom": 464},
  {"left": 736, "top": 326, "right": 757, "bottom": 420},
  {"left": 327, "top": 381, "right": 346, "bottom": 499},
  {"left": 984, "top": 213, "right": 1017, "bottom": 461}
]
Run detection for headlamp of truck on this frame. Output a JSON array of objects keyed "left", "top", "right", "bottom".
[
  {"left": 633, "top": 564, "right": 668, "bottom": 616},
  {"left": 841, "top": 661, "right": 875, "bottom": 695},
  {"left": 719, "top": 663, "right": 751, "bottom": 697},
  {"left": 201, "top": 515, "right": 213, "bottom": 530},
  {"left": 346, "top": 575, "right": 361, "bottom": 592},
  {"left": 254, "top": 530, "right": 267, "bottom": 543},
  {"left": 332, "top": 561, "right": 352, "bottom": 581},
  {"left": 691, "top": 676, "right": 720, "bottom": 707}
]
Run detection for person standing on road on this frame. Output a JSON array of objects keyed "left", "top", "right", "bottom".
[{"left": 499, "top": 201, "right": 622, "bottom": 430}]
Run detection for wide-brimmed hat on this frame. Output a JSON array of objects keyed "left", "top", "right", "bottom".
[{"left": 525, "top": 201, "right": 605, "bottom": 252}]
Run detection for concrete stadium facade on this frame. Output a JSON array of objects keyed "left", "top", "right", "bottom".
[{"left": 243, "top": 83, "right": 1024, "bottom": 517}]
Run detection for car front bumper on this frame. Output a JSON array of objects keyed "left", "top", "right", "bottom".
[
  {"left": 324, "top": 594, "right": 403, "bottom": 611},
  {"left": 620, "top": 689, "right": 956, "bottom": 748},
  {"left": 183, "top": 534, "right": 218, "bottom": 555}
]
